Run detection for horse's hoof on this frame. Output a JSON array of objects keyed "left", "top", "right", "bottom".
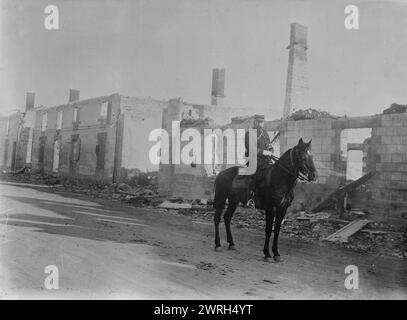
[
  {"left": 228, "top": 245, "right": 237, "bottom": 250},
  {"left": 264, "top": 257, "right": 273, "bottom": 263},
  {"left": 214, "top": 246, "right": 222, "bottom": 252},
  {"left": 273, "top": 255, "right": 283, "bottom": 262}
]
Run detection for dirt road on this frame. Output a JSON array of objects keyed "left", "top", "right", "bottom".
[{"left": 0, "top": 181, "right": 406, "bottom": 299}]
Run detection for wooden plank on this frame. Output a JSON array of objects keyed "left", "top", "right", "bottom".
[
  {"left": 158, "top": 201, "right": 192, "bottom": 209},
  {"left": 324, "top": 219, "right": 371, "bottom": 243},
  {"left": 309, "top": 171, "right": 375, "bottom": 213}
]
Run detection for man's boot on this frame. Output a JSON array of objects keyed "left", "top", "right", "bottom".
[{"left": 246, "top": 190, "right": 255, "bottom": 208}]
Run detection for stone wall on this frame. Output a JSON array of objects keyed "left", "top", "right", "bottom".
[
  {"left": 158, "top": 108, "right": 407, "bottom": 225},
  {"left": 118, "top": 96, "right": 167, "bottom": 177},
  {"left": 366, "top": 113, "right": 407, "bottom": 223},
  {"left": 0, "top": 113, "right": 21, "bottom": 169},
  {"left": 31, "top": 94, "right": 121, "bottom": 181},
  {"left": 158, "top": 98, "right": 270, "bottom": 199},
  {"left": 275, "top": 114, "right": 407, "bottom": 224}
]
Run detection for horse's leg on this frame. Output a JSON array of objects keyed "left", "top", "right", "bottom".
[
  {"left": 214, "top": 190, "right": 226, "bottom": 251},
  {"left": 214, "top": 206, "right": 223, "bottom": 251},
  {"left": 272, "top": 206, "right": 287, "bottom": 262},
  {"left": 263, "top": 208, "right": 275, "bottom": 262},
  {"left": 223, "top": 196, "right": 238, "bottom": 250}
]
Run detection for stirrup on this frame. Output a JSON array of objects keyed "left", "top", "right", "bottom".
[{"left": 246, "top": 198, "right": 255, "bottom": 209}]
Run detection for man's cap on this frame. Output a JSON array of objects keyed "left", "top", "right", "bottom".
[{"left": 254, "top": 114, "right": 265, "bottom": 121}]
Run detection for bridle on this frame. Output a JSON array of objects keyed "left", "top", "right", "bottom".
[{"left": 268, "top": 147, "right": 313, "bottom": 182}]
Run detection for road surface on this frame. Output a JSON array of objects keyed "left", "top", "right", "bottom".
[{"left": 0, "top": 181, "right": 406, "bottom": 299}]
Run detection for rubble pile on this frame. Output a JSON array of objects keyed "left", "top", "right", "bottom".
[
  {"left": 180, "top": 117, "right": 211, "bottom": 127},
  {"left": 0, "top": 170, "right": 162, "bottom": 207},
  {"left": 282, "top": 212, "right": 406, "bottom": 259},
  {"left": 288, "top": 108, "right": 339, "bottom": 121},
  {"left": 383, "top": 103, "right": 407, "bottom": 114},
  {"left": 1, "top": 171, "right": 405, "bottom": 259},
  {"left": 164, "top": 203, "right": 407, "bottom": 259},
  {"left": 346, "top": 225, "right": 406, "bottom": 259}
]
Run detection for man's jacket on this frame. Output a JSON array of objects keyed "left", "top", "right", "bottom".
[{"left": 244, "top": 127, "right": 272, "bottom": 162}]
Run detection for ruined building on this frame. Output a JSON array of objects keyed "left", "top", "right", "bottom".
[
  {"left": 0, "top": 23, "right": 406, "bottom": 225},
  {"left": 157, "top": 24, "right": 407, "bottom": 225},
  {"left": 1, "top": 90, "right": 166, "bottom": 182},
  {"left": 0, "top": 111, "right": 21, "bottom": 170}
]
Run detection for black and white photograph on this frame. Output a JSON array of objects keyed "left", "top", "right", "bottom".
[{"left": 0, "top": 0, "right": 406, "bottom": 304}]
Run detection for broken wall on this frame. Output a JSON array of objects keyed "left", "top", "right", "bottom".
[
  {"left": 158, "top": 107, "right": 407, "bottom": 224},
  {"left": 366, "top": 112, "right": 407, "bottom": 223},
  {"left": 118, "top": 96, "right": 167, "bottom": 179},
  {"left": 279, "top": 113, "right": 407, "bottom": 225},
  {"left": 277, "top": 117, "right": 344, "bottom": 213},
  {"left": 0, "top": 113, "right": 21, "bottom": 169},
  {"left": 158, "top": 98, "right": 272, "bottom": 199},
  {"left": 15, "top": 108, "right": 36, "bottom": 168},
  {"left": 31, "top": 94, "right": 121, "bottom": 181}
]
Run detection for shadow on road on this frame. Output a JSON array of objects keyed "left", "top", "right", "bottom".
[{"left": 1, "top": 194, "right": 152, "bottom": 245}]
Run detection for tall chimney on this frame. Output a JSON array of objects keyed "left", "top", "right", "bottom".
[
  {"left": 26, "top": 92, "right": 35, "bottom": 111},
  {"left": 69, "top": 89, "right": 80, "bottom": 102},
  {"left": 283, "top": 23, "right": 309, "bottom": 118},
  {"left": 211, "top": 68, "right": 225, "bottom": 106}
]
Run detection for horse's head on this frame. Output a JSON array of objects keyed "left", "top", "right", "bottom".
[{"left": 294, "top": 138, "right": 317, "bottom": 182}]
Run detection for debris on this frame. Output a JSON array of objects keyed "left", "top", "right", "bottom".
[
  {"left": 351, "top": 210, "right": 366, "bottom": 217},
  {"left": 15, "top": 167, "right": 30, "bottom": 174},
  {"left": 367, "top": 263, "right": 376, "bottom": 275},
  {"left": 308, "top": 171, "right": 376, "bottom": 213},
  {"left": 324, "top": 219, "right": 371, "bottom": 243},
  {"left": 200, "top": 198, "right": 208, "bottom": 205},
  {"left": 287, "top": 108, "right": 339, "bottom": 121},
  {"left": 116, "top": 182, "right": 132, "bottom": 193},
  {"left": 327, "top": 218, "right": 351, "bottom": 224},
  {"left": 263, "top": 279, "right": 278, "bottom": 284},
  {"left": 296, "top": 211, "right": 331, "bottom": 222},
  {"left": 383, "top": 102, "right": 407, "bottom": 114},
  {"left": 180, "top": 117, "right": 211, "bottom": 127},
  {"left": 361, "top": 229, "right": 387, "bottom": 235},
  {"left": 158, "top": 201, "right": 192, "bottom": 209}
]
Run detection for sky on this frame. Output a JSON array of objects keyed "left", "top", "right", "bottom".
[{"left": 1, "top": 0, "right": 407, "bottom": 119}]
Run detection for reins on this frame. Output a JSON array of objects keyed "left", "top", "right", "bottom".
[{"left": 268, "top": 148, "right": 311, "bottom": 182}]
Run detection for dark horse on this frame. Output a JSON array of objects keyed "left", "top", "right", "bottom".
[{"left": 213, "top": 138, "right": 317, "bottom": 262}]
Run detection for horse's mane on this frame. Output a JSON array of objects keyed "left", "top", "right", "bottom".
[{"left": 265, "top": 147, "right": 294, "bottom": 186}]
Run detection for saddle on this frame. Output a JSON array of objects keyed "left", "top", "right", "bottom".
[
  {"left": 231, "top": 174, "right": 254, "bottom": 207},
  {"left": 231, "top": 162, "right": 274, "bottom": 208}
]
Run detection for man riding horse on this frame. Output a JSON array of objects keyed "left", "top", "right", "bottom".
[{"left": 244, "top": 114, "right": 275, "bottom": 207}]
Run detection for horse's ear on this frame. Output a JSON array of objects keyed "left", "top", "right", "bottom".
[{"left": 298, "top": 138, "right": 304, "bottom": 146}]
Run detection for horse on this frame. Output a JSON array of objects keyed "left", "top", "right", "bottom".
[{"left": 213, "top": 138, "right": 317, "bottom": 262}]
